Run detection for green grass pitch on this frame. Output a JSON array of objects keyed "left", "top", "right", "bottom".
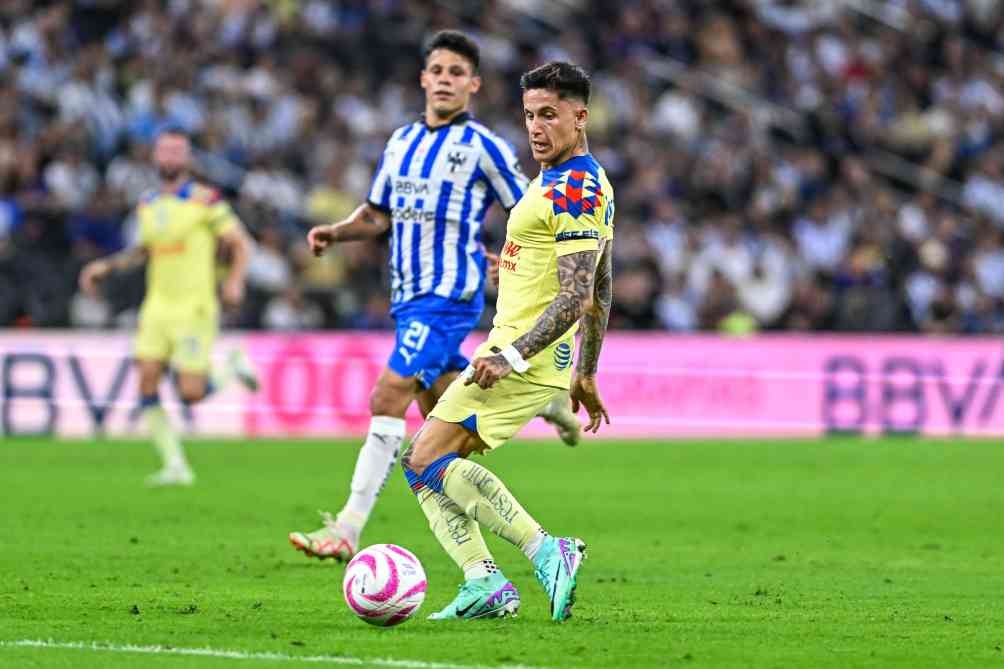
[{"left": 1, "top": 435, "right": 1003, "bottom": 668}]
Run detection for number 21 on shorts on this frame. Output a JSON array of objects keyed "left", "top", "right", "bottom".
[{"left": 398, "top": 320, "right": 430, "bottom": 365}]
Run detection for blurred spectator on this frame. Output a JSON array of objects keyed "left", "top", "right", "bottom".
[
  {"left": 247, "top": 225, "right": 292, "bottom": 295},
  {"left": 0, "top": 1, "right": 1002, "bottom": 335},
  {"left": 263, "top": 286, "right": 324, "bottom": 331}
]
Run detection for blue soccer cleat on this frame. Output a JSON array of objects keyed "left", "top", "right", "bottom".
[
  {"left": 533, "top": 536, "right": 587, "bottom": 622},
  {"left": 428, "top": 573, "right": 520, "bottom": 620}
]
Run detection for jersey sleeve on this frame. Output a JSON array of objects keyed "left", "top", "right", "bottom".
[
  {"left": 366, "top": 144, "right": 394, "bottom": 213},
  {"left": 206, "top": 198, "right": 238, "bottom": 236},
  {"left": 546, "top": 176, "right": 607, "bottom": 257},
  {"left": 476, "top": 132, "right": 528, "bottom": 210}
]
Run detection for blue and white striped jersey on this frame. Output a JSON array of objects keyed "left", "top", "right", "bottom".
[{"left": 367, "top": 113, "right": 528, "bottom": 314}]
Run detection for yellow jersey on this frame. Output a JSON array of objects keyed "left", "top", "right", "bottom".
[
  {"left": 486, "top": 153, "right": 614, "bottom": 388},
  {"left": 137, "top": 180, "right": 238, "bottom": 315}
]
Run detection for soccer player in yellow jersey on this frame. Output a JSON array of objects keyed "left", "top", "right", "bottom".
[
  {"left": 80, "top": 129, "right": 258, "bottom": 486},
  {"left": 401, "top": 62, "right": 614, "bottom": 621}
]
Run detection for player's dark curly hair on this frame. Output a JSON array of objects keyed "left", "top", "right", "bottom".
[
  {"left": 423, "top": 30, "right": 480, "bottom": 73},
  {"left": 520, "top": 61, "right": 590, "bottom": 105}
]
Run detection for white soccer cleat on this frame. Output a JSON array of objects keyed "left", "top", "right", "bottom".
[
  {"left": 288, "top": 511, "right": 359, "bottom": 562},
  {"left": 538, "top": 392, "right": 581, "bottom": 446},
  {"left": 227, "top": 348, "right": 260, "bottom": 392},
  {"left": 145, "top": 466, "right": 195, "bottom": 487}
]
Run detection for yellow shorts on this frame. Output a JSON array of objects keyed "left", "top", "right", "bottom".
[
  {"left": 135, "top": 307, "right": 218, "bottom": 374},
  {"left": 428, "top": 369, "right": 560, "bottom": 449}
]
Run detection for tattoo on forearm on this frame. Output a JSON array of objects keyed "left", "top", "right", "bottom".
[
  {"left": 512, "top": 250, "right": 597, "bottom": 361},
  {"left": 577, "top": 240, "right": 612, "bottom": 375}
]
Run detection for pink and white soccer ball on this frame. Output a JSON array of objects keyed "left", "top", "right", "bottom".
[{"left": 342, "top": 544, "right": 427, "bottom": 626}]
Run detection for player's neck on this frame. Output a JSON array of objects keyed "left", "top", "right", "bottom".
[
  {"left": 541, "top": 137, "right": 589, "bottom": 170},
  {"left": 160, "top": 174, "right": 190, "bottom": 194},
  {"left": 424, "top": 107, "right": 469, "bottom": 129}
]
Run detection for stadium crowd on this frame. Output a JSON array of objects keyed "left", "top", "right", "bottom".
[{"left": 1, "top": 0, "right": 1004, "bottom": 334}]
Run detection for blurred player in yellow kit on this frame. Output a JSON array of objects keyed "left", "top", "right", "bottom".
[
  {"left": 401, "top": 62, "right": 614, "bottom": 621},
  {"left": 80, "top": 129, "right": 258, "bottom": 486}
]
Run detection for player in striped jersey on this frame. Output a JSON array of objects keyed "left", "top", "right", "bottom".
[{"left": 289, "top": 31, "right": 579, "bottom": 561}]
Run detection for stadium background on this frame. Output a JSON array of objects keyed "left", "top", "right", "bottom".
[
  {"left": 2, "top": 0, "right": 1003, "bottom": 440},
  {"left": 3, "top": 3, "right": 1004, "bottom": 668},
  {"left": 2, "top": 0, "right": 1004, "bottom": 335}
]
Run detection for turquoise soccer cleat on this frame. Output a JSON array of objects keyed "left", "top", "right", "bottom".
[
  {"left": 428, "top": 574, "right": 520, "bottom": 620},
  {"left": 533, "top": 536, "right": 587, "bottom": 622}
]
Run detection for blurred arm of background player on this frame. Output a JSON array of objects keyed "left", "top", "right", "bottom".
[
  {"left": 307, "top": 203, "right": 390, "bottom": 255},
  {"left": 219, "top": 224, "right": 251, "bottom": 310},
  {"left": 79, "top": 245, "right": 149, "bottom": 295}
]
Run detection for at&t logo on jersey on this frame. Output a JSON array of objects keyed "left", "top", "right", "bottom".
[{"left": 554, "top": 342, "right": 573, "bottom": 370}]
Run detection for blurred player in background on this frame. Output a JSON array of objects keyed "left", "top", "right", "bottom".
[
  {"left": 402, "top": 61, "right": 613, "bottom": 621},
  {"left": 80, "top": 128, "right": 258, "bottom": 486},
  {"left": 289, "top": 31, "right": 580, "bottom": 562}
]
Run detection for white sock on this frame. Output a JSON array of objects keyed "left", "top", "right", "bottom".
[
  {"left": 522, "top": 528, "right": 549, "bottom": 562},
  {"left": 209, "top": 365, "right": 233, "bottom": 395},
  {"left": 143, "top": 405, "right": 189, "bottom": 471},
  {"left": 342, "top": 415, "right": 406, "bottom": 529},
  {"left": 463, "top": 558, "right": 499, "bottom": 581}
]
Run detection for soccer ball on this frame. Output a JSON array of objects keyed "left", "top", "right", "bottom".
[{"left": 342, "top": 544, "right": 427, "bottom": 626}]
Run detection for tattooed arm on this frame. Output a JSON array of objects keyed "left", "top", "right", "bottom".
[
  {"left": 571, "top": 239, "right": 613, "bottom": 432},
  {"left": 79, "top": 245, "right": 149, "bottom": 295},
  {"left": 577, "top": 238, "right": 612, "bottom": 375},
  {"left": 465, "top": 249, "right": 597, "bottom": 390},
  {"left": 511, "top": 249, "right": 597, "bottom": 359}
]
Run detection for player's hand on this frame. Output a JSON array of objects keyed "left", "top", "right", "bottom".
[
  {"left": 570, "top": 373, "right": 610, "bottom": 434},
  {"left": 486, "top": 251, "right": 500, "bottom": 288},
  {"left": 222, "top": 277, "right": 244, "bottom": 309},
  {"left": 79, "top": 260, "right": 109, "bottom": 296},
  {"left": 307, "top": 224, "right": 336, "bottom": 257},
  {"left": 464, "top": 354, "right": 512, "bottom": 389}
]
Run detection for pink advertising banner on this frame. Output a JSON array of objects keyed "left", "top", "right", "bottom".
[
  {"left": 0, "top": 332, "right": 245, "bottom": 437},
  {"left": 2, "top": 331, "right": 1003, "bottom": 438}
]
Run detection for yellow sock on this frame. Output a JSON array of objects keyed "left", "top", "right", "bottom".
[
  {"left": 143, "top": 405, "right": 187, "bottom": 470},
  {"left": 441, "top": 458, "right": 542, "bottom": 552},
  {"left": 417, "top": 487, "right": 497, "bottom": 579}
]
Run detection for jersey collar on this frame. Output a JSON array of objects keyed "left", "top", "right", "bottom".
[
  {"left": 161, "top": 178, "right": 194, "bottom": 199},
  {"left": 544, "top": 153, "right": 595, "bottom": 173},
  {"left": 422, "top": 111, "right": 471, "bottom": 131}
]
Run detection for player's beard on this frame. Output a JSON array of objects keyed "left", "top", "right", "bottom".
[{"left": 158, "top": 166, "right": 185, "bottom": 182}]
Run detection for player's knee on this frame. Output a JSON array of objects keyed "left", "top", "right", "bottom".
[
  {"left": 179, "top": 388, "right": 205, "bottom": 404},
  {"left": 137, "top": 364, "right": 162, "bottom": 395},
  {"left": 177, "top": 377, "right": 208, "bottom": 404},
  {"left": 369, "top": 377, "right": 414, "bottom": 417}
]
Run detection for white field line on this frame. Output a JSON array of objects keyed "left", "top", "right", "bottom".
[{"left": 0, "top": 639, "right": 547, "bottom": 669}]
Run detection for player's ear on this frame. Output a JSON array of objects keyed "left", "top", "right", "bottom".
[
  {"left": 574, "top": 105, "right": 588, "bottom": 131},
  {"left": 469, "top": 74, "right": 481, "bottom": 94}
]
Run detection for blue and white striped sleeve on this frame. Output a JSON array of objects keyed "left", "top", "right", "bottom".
[
  {"left": 476, "top": 131, "right": 528, "bottom": 210},
  {"left": 366, "top": 145, "right": 394, "bottom": 213}
]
